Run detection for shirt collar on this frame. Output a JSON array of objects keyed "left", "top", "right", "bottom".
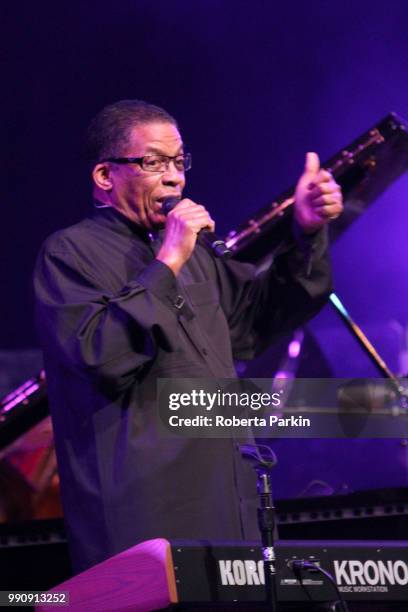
[{"left": 89, "top": 204, "right": 152, "bottom": 242}]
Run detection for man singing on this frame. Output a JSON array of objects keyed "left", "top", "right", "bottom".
[{"left": 33, "top": 99, "right": 342, "bottom": 572}]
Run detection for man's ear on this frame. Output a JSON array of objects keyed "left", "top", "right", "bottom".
[{"left": 92, "top": 163, "right": 113, "bottom": 191}]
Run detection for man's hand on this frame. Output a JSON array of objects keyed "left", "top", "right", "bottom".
[
  {"left": 294, "top": 152, "right": 343, "bottom": 234},
  {"left": 156, "top": 199, "right": 215, "bottom": 276}
]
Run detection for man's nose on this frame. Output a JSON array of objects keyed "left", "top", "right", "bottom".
[{"left": 161, "top": 162, "right": 185, "bottom": 185}]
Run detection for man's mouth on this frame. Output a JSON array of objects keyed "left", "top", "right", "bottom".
[
  {"left": 156, "top": 195, "right": 181, "bottom": 204},
  {"left": 154, "top": 196, "right": 181, "bottom": 215}
]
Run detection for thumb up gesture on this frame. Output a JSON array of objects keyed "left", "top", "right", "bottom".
[{"left": 294, "top": 152, "right": 343, "bottom": 234}]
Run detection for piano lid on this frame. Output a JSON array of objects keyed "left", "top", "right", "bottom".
[{"left": 225, "top": 112, "right": 408, "bottom": 263}]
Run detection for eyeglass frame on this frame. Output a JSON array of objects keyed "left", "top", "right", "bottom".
[{"left": 100, "top": 152, "right": 192, "bottom": 173}]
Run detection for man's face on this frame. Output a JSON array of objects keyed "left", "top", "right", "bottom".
[{"left": 99, "top": 121, "right": 186, "bottom": 229}]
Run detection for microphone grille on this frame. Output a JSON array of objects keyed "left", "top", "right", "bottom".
[{"left": 162, "top": 197, "right": 180, "bottom": 215}]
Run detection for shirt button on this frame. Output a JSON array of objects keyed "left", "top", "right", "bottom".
[{"left": 174, "top": 295, "right": 185, "bottom": 309}]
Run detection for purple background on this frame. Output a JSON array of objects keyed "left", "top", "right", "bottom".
[{"left": 2, "top": 1, "right": 408, "bottom": 498}]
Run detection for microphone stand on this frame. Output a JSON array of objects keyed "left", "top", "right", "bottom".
[
  {"left": 240, "top": 444, "right": 279, "bottom": 612},
  {"left": 329, "top": 293, "right": 408, "bottom": 409}
]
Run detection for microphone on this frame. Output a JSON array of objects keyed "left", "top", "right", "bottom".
[{"left": 162, "top": 197, "right": 232, "bottom": 259}]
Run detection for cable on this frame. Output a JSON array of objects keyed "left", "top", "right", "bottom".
[{"left": 290, "top": 559, "right": 349, "bottom": 612}]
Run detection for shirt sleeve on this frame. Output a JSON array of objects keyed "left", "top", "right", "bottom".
[
  {"left": 33, "top": 238, "right": 182, "bottom": 392},
  {"left": 214, "top": 225, "right": 333, "bottom": 360}
]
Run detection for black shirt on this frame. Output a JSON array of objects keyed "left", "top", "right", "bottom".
[{"left": 33, "top": 206, "right": 332, "bottom": 571}]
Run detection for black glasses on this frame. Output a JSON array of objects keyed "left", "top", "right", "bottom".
[{"left": 102, "top": 152, "right": 192, "bottom": 173}]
